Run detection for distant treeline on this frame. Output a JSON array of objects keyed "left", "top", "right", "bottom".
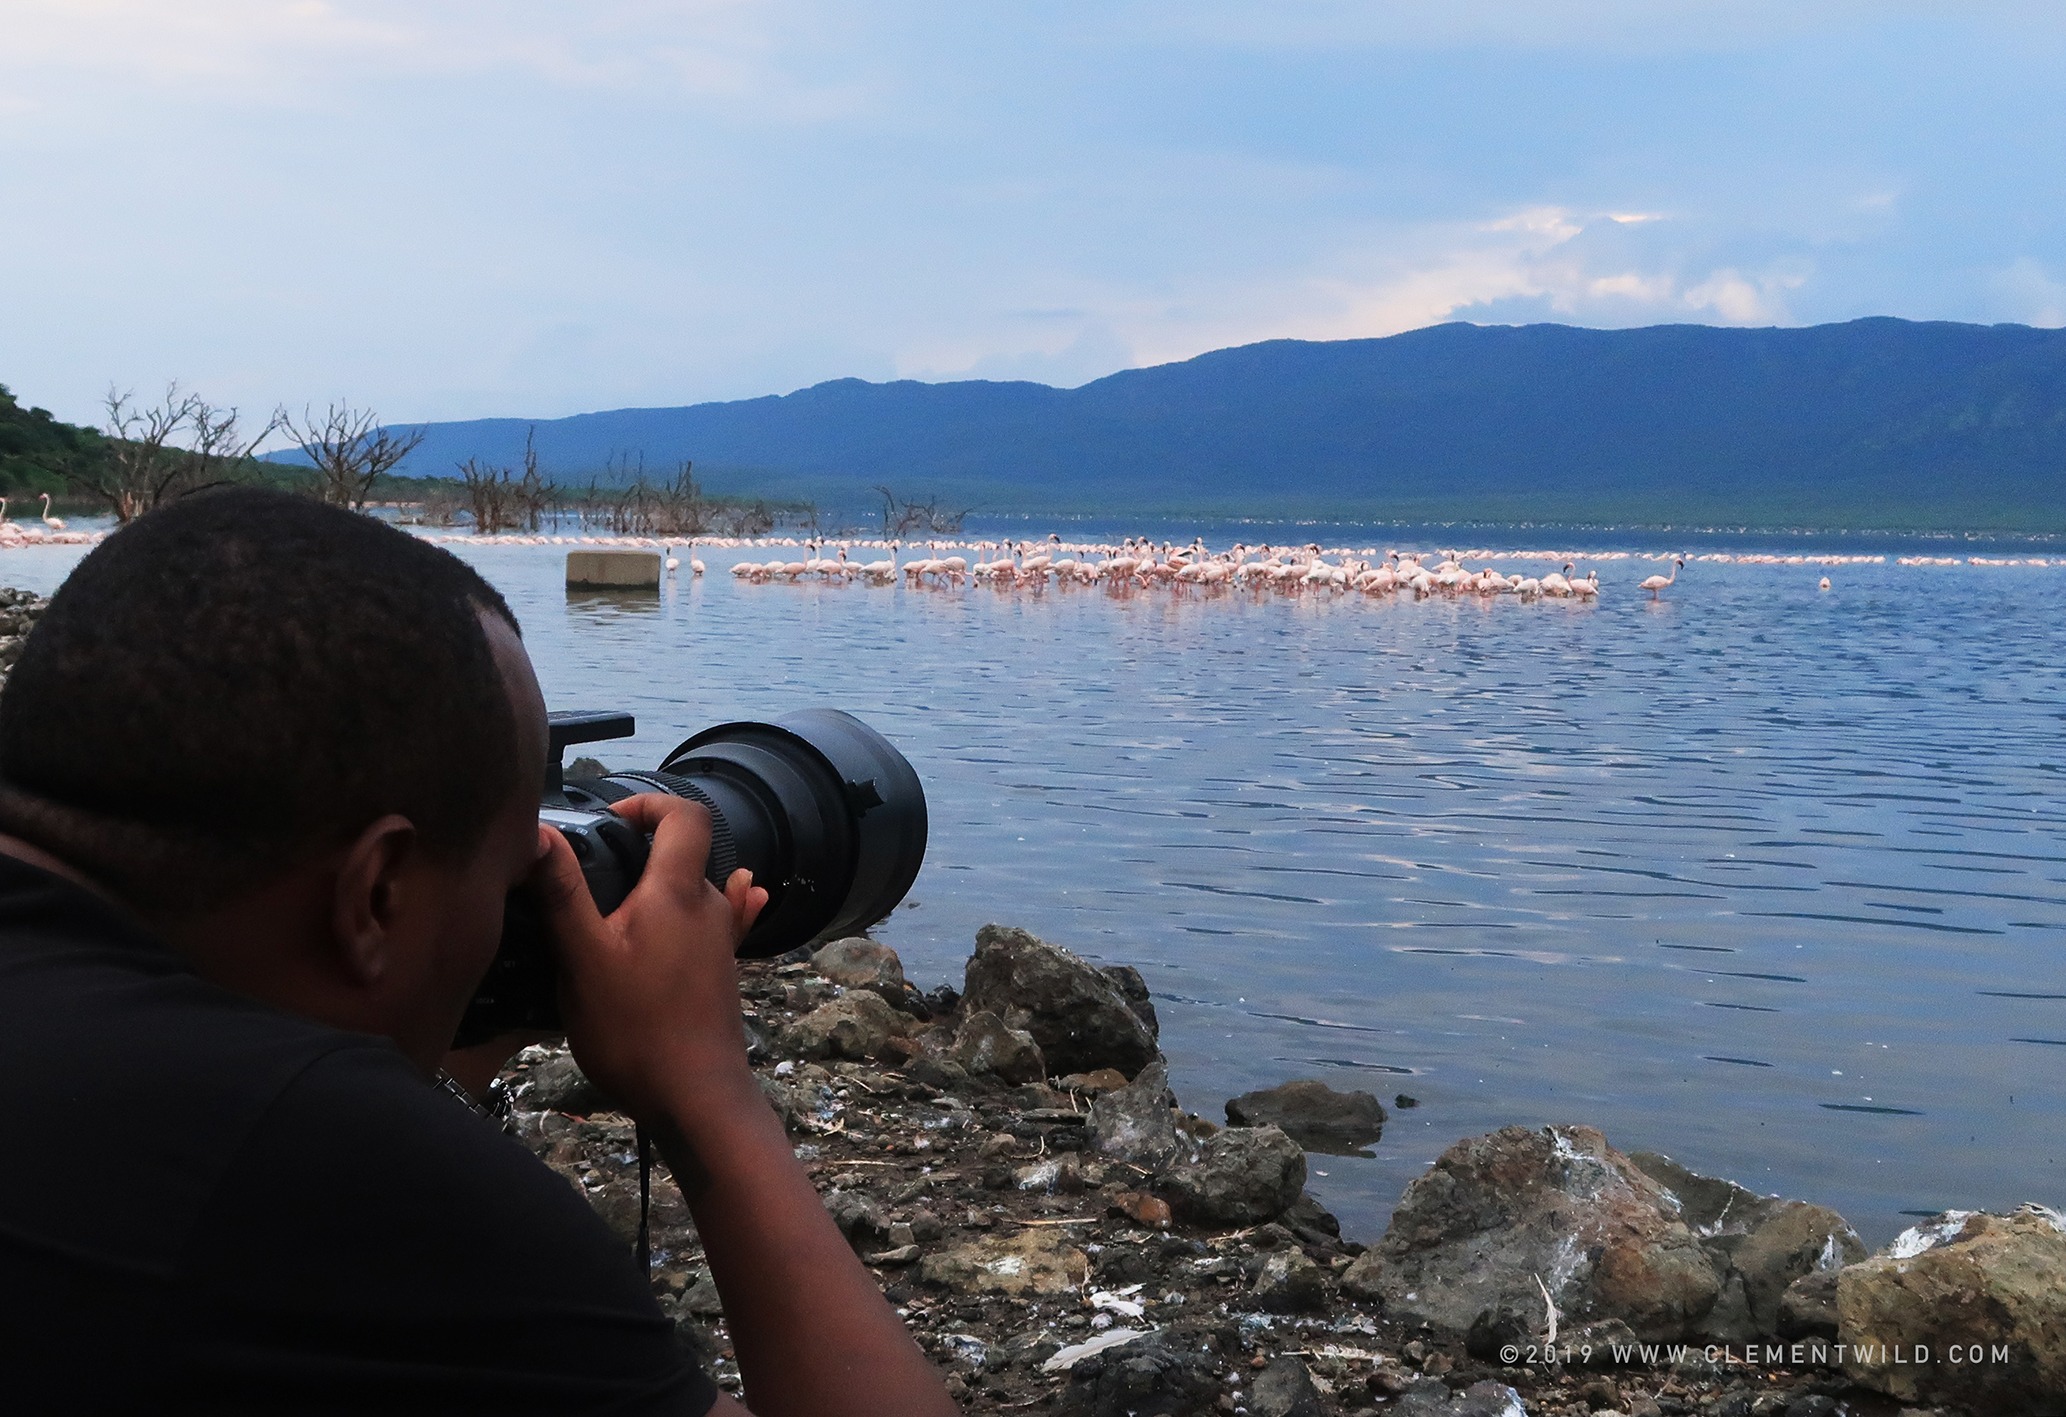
[
  {"left": 0, "top": 383, "right": 801, "bottom": 533},
  {"left": 0, "top": 386, "right": 99, "bottom": 499}
]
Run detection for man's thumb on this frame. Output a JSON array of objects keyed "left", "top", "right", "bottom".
[{"left": 529, "top": 826, "right": 601, "bottom": 935}]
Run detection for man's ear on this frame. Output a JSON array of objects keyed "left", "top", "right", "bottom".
[{"left": 331, "top": 814, "right": 420, "bottom": 987}]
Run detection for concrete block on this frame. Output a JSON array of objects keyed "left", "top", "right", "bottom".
[{"left": 566, "top": 550, "right": 662, "bottom": 590}]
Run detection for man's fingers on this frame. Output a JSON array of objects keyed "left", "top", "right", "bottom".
[
  {"left": 725, "top": 868, "right": 770, "bottom": 943},
  {"left": 529, "top": 825, "right": 605, "bottom": 935},
  {"left": 616, "top": 793, "right": 719, "bottom": 894}
]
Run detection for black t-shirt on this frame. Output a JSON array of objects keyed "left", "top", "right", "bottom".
[{"left": 0, "top": 854, "right": 717, "bottom": 1415}]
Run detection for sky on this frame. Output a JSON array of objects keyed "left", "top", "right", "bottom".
[{"left": 3, "top": 2, "right": 2065, "bottom": 431}]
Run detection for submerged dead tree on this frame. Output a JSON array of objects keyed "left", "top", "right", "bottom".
[
  {"left": 456, "top": 427, "right": 556, "bottom": 534},
  {"left": 66, "top": 383, "right": 282, "bottom": 523},
  {"left": 285, "top": 402, "right": 426, "bottom": 511},
  {"left": 874, "top": 485, "right": 971, "bottom": 537}
]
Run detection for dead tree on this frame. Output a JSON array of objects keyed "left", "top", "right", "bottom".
[
  {"left": 457, "top": 457, "right": 518, "bottom": 534},
  {"left": 285, "top": 402, "right": 426, "bottom": 511},
  {"left": 873, "top": 484, "right": 972, "bottom": 537},
  {"left": 69, "top": 383, "right": 283, "bottom": 523}
]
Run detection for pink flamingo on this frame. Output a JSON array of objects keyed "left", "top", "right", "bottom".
[{"left": 1638, "top": 557, "right": 1685, "bottom": 597}]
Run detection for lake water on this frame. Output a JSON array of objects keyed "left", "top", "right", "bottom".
[{"left": 5, "top": 526, "right": 2062, "bottom": 1244}]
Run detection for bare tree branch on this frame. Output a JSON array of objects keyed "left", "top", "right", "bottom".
[
  {"left": 63, "top": 383, "right": 280, "bottom": 522},
  {"left": 285, "top": 401, "right": 426, "bottom": 511}
]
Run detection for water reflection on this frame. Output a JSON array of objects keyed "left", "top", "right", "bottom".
[{"left": 10, "top": 536, "right": 2059, "bottom": 1243}]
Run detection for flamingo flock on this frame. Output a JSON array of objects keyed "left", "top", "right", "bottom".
[
  {"left": 0, "top": 497, "right": 96, "bottom": 547},
  {"left": 721, "top": 535, "right": 1631, "bottom": 600}
]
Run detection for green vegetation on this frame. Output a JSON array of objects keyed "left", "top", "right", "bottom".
[{"left": 0, "top": 385, "right": 101, "bottom": 499}]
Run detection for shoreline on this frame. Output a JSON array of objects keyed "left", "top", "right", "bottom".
[
  {"left": 7, "top": 522, "right": 2066, "bottom": 570},
  {"left": 504, "top": 927, "right": 2055, "bottom": 1416}
]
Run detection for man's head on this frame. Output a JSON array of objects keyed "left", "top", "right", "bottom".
[{"left": 0, "top": 488, "right": 549, "bottom": 1065}]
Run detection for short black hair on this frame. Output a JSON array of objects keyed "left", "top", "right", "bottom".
[{"left": 0, "top": 488, "right": 527, "bottom": 917}]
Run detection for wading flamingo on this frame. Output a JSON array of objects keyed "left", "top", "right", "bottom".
[
  {"left": 38, "top": 493, "right": 66, "bottom": 532},
  {"left": 1638, "top": 557, "right": 1685, "bottom": 597}
]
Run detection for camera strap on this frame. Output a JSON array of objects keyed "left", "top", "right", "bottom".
[{"left": 634, "top": 1123, "right": 655, "bottom": 1278}]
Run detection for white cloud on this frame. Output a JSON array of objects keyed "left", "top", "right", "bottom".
[
  {"left": 0, "top": 1, "right": 870, "bottom": 120},
  {"left": 1991, "top": 257, "right": 2066, "bottom": 327},
  {"left": 1080, "top": 208, "right": 1813, "bottom": 370}
]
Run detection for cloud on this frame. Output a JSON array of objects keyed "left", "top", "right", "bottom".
[
  {"left": 0, "top": 1, "right": 871, "bottom": 121},
  {"left": 1991, "top": 257, "right": 2066, "bottom": 327},
  {"left": 1089, "top": 208, "right": 1813, "bottom": 370}
]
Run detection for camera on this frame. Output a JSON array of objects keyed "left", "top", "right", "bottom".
[{"left": 455, "top": 707, "right": 927, "bottom": 1046}]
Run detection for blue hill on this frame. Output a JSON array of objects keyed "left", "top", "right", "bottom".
[{"left": 354, "top": 318, "right": 2066, "bottom": 531}]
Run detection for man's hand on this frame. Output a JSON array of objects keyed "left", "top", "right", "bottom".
[
  {"left": 529, "top": 793, "right": 767, "bottom": 1124},
  {"left": 529, "top": 792, "right": 955, "bottom": 1417}
]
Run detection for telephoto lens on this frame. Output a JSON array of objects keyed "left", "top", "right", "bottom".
[{"left": 455, "top": 708, "right": 926, "bottom": 1045}]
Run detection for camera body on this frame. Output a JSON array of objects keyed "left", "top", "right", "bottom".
[{"left": 455, "top": 708, "right": 926, "bottom": 1047}]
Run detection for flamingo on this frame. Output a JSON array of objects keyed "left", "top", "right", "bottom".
[
  {"left": 38, "top": 493, "right": 65, "bottom": 532},
  {"left": 1818, "top": 576, "right": 1831, "bottom": 592},
  {"left": 1638, "top": 557, "right": 1685, "bottom": 597},
  {"left": 1541, "top": 562, "right": 1573, "bottom": 597},
  {"left": 856, "top": 542, "right": 898, "bottom": 584},
  {"left": 663, "top": 543, "right": 681, "bottom": 575},
  {"left": 688, "top": 541, "right": 706, "bottom": 577}
]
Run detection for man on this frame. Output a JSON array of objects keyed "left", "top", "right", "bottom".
[{"left": 0, "top": 488, "right": 956, "bottom": 1416}]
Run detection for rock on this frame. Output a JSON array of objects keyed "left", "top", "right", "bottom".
[
  {"left": 680, "top": 1270, "right": 724, "bottom": 1317},
  {"left": 1157, "top": 1124, "right": 1305, "bottom": 1227},
  {"left": 1249, "top": 1356, "right": 1324, "bottom": 1417},
  {"left": 1835, "top": 1204, "right": 2066, "bottom": 1412},
  {"left": 1575, "top": 1375, "right": 1621, "bottom": 1409},
  {"left": 1060, "top": 1068, "right": 1131, "bottom": 1095},
  {"left": 584, "top": 1173, "right": 693, "bottom": 1246},
  {"left": 1110, "top": 1191, "right": 1172, "bottom": 1229},
  {"left": 1388, "top": 1378, "right": 1462, "bottom": 1417},
  {"left": 1098, "top": 963, "right": 1159, "bottom": 1036},
  {"left": 1226, "top": 1079, "right": 1386, "bottom": 1156},
  {"left": 811, "top": 937, "right": 909, "bottom": 1000},
  {"left": 1280, "top": 1192, "right": 1344, "bottom": 1249},
  {"left": 1014, "top": 1155, "right": 1085, "bottom": 1194},
  {"left": 1338, "top": 1246, "right": 1384, "bottom": 1300},
  {"left": 1729, "top": 1201, "right": 1863, "bottom": 1337},
  {"left": 1250, "top": 1247, "right": 1329, "bottom": 1313},
  {"left": 1631, "top": 1151, "right": 1865, "bottom": 1340},
  {"left": 1453, "top": 1382, "right": 1529, "bottom": 1417},
  {"left": 963, "top": 924, "right": 1159, "bottom": 1078},
  {"left": 900, "top": 1054, "right": 968, "bottom": 1092},
  {"left": 1373, "top": 1125, "right": 1723, "bottom": 1344},
  {"left": 1776, "top": 1270, "right": 1841, "bottom": 1340},
  {"left": 1054, "top": 1331, "right": 1219, "bottom": 1417},
  {"left": 917, "top": 1226, "right": 1090, "bottom": 1297},
  {"left": 947, "top": 1009, "right": 1046, "bottom": 1084},
  {"left": 827, "top": 1190, "right": 892, "bottom": 1249},
  {"left": 516, "top": 1052, "right": 611, "bottom": 1115},
  {"left": 1088, "top": 1060, "right": 1181, "bottom": 1168},
  {"left": 784, "top": 990, "right": 916, "bottom": 1061}
]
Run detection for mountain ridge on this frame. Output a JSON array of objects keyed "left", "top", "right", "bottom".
[{"left": 312, "top": 318, "right": 2066, "bottom": 531}]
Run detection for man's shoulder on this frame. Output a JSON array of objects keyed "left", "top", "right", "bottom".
[
  {"left": 0, "top": 863, "right": 392, "bottom": 1269},
  {"left": 166, "top": 1042, "right": 711, "bottom": 1414}
]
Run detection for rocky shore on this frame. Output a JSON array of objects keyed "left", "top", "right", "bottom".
[
  {"left": 497, "top": 925, "right": 2066, "bottom": 1417},
  {"left": 0, "top": 587, "right": 47, "bottom": 676}
]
